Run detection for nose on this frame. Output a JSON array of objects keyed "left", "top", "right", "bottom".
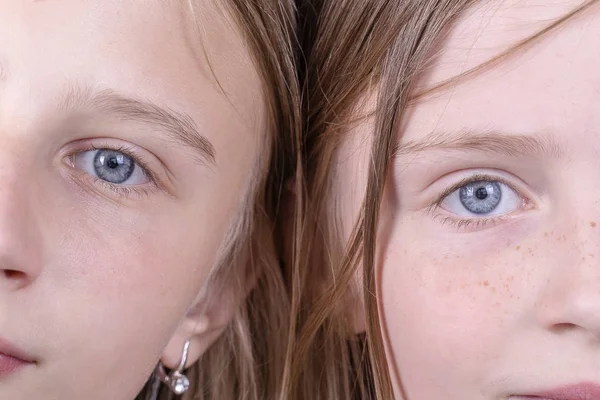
[
  {"left": 0, "top": 158, "right": 43, "bottom": 290},
  {"left": 536, "top": 240, "right": 600, "bottom": 339}
]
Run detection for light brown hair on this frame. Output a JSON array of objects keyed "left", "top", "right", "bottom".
[
  {"left": 288, "top": 0, "right": 599, "bottom": 398},
  {"left": 135, "top": 0, "right": 301, "bottom": 399}
]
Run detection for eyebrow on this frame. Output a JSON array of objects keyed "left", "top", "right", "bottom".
[
  {"left": 59, "top": 86, "right": 216, "bottom": 165},
  {"left": 393, "top": 130, "right": 564, "bottom": 159}
]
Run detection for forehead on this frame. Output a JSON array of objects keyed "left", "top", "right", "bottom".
[
  {"left": 0, "top": 0, "right": 265, "bottom": 158},
  {"left": 403, "top": 0, "right": 600, "bottom": 145}
]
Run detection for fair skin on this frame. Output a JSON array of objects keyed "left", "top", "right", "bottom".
[
  {"left": 0, "top": 0, "right": 265, "bottom": 399},
  {"left": 336, "top": 1, "right": 600, "bottom": 398}
]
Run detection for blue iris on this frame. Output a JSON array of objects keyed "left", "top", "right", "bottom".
[
  {"left": 93, "top": 150, "right": 135, "bottom": 184},
  {"left": 459, "top": 181, "right": 502, "bottom": 215}
]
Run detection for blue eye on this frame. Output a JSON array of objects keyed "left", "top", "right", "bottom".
[
  {"left": 72, "top": 149, "right": 149, "bottom": 185},
  {"left": 459, "top": 181, "right": 502, "bottom": 214},
  {"left": 441, "top": 179, "right": 522, "bottom": 218}
]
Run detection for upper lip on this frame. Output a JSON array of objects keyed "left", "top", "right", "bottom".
[
  {"left": 517, "top": 382, "right": 600, "bottom": 400},
  {"left": 0, "top": 337, "right": 35, "bottom": 363}
]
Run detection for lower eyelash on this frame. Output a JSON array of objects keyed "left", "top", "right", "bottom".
[
  {"left": 90, "top": 175, "right": 158, "bottom": 200},
  {"left": 432, "top": 214, "right": 501, "bottom": 231}
]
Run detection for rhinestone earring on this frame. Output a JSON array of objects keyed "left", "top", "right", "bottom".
[{"left": 157, "top": 340, "right": 191, "bottom": 395}]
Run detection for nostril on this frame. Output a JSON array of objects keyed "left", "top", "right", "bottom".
[
  {"left": 4, "top": 270, "right": 25, "bottom": 280},
  {"left": 550, "top": 322, "right": 578, "bottom": 334}
]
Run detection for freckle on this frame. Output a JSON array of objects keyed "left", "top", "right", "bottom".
[
  {"left": 508, "top": 275, "right": 514, "bottom": 281},
  {"left": 551, "top": 231, "right": 554, "bottom": 235},
  {"left": 544, "top": 232, "right": 548, "bottom": 237},
  {"left": 590, "top": 253, "right": 595, "bottom": 258},
  {"left": 582, "top": 257, "right": 587, "bottom": 261},
  {"left": 592, "top": 221, "right": 597, "bottom": 228},
  {"left": 483, "top": 280, "right": 489, "bottom": 286},
  {"left": 516, "top": 246, "right": 521, "bottom": 251}
]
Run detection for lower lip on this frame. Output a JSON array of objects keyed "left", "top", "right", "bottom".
[
  {"left": 510, "top": 384, "right": 600, "bottom": 400},
  {"left": 511, "top": 397, "right": 556, "bottom": 400},
  {"left": 0, "top": 353, "right": 31, "bottom": 376}
]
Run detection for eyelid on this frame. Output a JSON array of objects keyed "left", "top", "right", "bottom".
[
  {"left": 425, "top": 171, "right": 538, "bottom": 231},
  {"left": 426, "top": 170, "right": 537, "bottom": 209},
  {"left": 431, "top": 173, "right": 520, "bottom": 208},
  {"left": 61, "top": 138, "right": 173, "bottom": 196}
]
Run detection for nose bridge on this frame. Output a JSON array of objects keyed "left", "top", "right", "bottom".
[
  {"left": 536, "top": 217, "right": 600, "bottom": 337},
  {"left": 0, "top": 145, "right": 43, "bottom": 288}
]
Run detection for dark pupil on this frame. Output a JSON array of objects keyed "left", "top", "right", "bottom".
[
  {"left": 93, "top": 149, "right": 135, "bottom": 184},
  {"left": 475, "top": 187, "right": 488, "bottom": 200},
  {"left": 106, "top": 157, "right": 120, "bottom": 169}
]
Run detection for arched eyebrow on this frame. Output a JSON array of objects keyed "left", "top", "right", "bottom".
[
  {"left": 394, "top": 130, "right": 564, "bottom": 159},
  {"left": 58, "top": 86, "right": 216, "bottom": 166}
]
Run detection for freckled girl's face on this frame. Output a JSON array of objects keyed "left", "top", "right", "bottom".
[
  {"left": 336, "top": 1, "right": 600, "bottom": 398},
  {"left": 0, "top": 1, "right": 264, "bottom": 399}
]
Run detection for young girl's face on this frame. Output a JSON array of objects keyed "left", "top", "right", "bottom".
[
  {"left": 0, "top": 1, "right": 264, "bottom": 399},
  {"left": 337, "top": 1, "right": 600, "bottom": 398}
]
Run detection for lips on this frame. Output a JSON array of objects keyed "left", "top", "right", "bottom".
[
  {"left": 512, "top": 383, "right": 600, "bottom": 400},
  {"left": 0, "top": 337, "right": 35, "bottom": 377}
]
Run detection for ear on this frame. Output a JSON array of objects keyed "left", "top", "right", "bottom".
[
  {"left": 160, "top": 313, "right": 212, "bottom": 370},
  {"left": 160, "top": 275, "right": 252, "bottom": 369}
]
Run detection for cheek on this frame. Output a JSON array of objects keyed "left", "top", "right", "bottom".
[
  {"left": 30, "top": 194, "right": 232, "bottom": 397},
  {"left": 377, "top": 216, "right": 553, "bottom": 396}
]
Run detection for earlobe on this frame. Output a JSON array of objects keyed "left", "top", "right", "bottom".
[
  {"left": 161, "top": 277, "right": 249, "bottom": 369},
  {"left": 157, "top": 340, "right": 192, "bottom": 395},
  {"left": 160, "top": 313, "right": 227, "bottom": 370}
]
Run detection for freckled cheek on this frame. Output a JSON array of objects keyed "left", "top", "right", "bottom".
[{"left": 378, "top": 233, "right": 548, "bottom": 390}]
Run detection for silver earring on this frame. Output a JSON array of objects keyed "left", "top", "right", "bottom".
[{"left": 157, "top": 340, "right": 191, "bottom": 395}]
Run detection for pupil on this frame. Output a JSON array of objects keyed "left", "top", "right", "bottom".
[
  {"left": 475, "top": 187, "right": 488, "bottom": 200},
  {"left": 107, "top": 157, "right": 119, "bottom": 169}
]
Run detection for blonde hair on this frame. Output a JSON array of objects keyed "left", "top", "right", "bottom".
[
  {"left": 136, "top": 0, "right": 300, "bottom": 399},
  {"left": 287, "top": 0, "right": 599, "bottom": 398}
]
